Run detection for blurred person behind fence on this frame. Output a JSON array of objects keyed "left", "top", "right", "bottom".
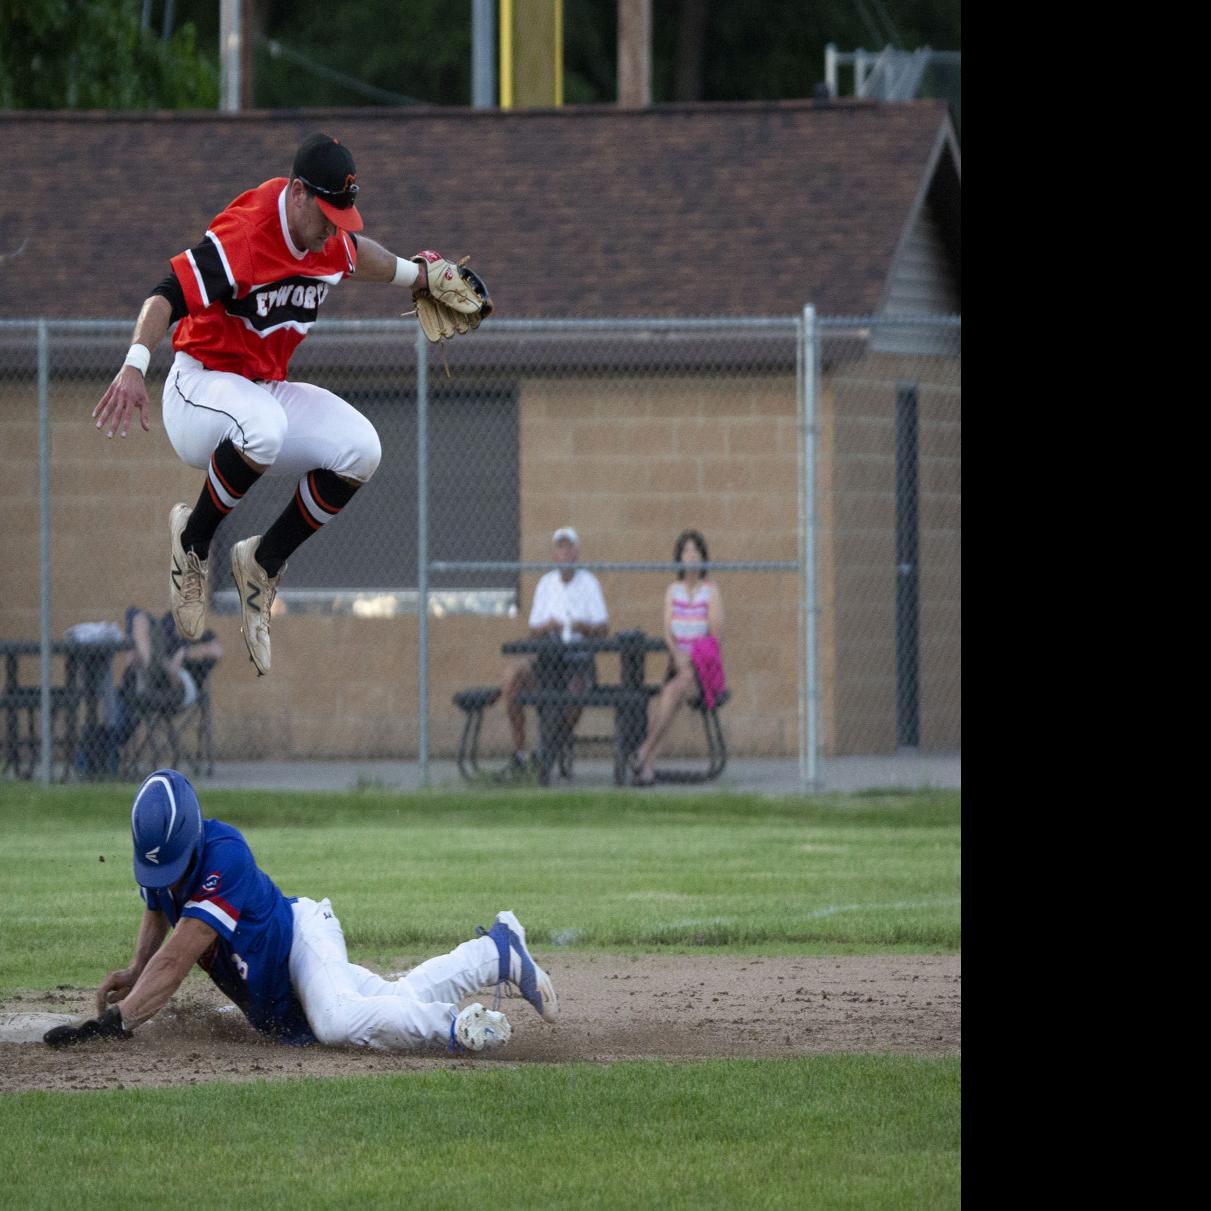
[
  {"left": 74, "top": 607, "right": 223, "bottom": 780},
  {"left": 499, "top": 527, "right": 609, "bottom": 776},
  {"left": 629, "top": 530, "right": 725, "bottom": 786}
]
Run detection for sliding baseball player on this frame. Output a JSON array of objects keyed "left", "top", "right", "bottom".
[{"left": 44, "top": 769, "right": 556, "bottom": 1054}]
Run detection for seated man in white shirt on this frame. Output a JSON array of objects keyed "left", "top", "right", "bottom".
[{"left": 501, "top": 527, "right": 609, "bottom": 775}]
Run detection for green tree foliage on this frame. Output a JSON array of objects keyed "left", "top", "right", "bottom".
[
  {"left": 648, "top": 0, "right": 960, "bottom": 104},
  {"left": 1, "top": 1, "right": 958, "bottom": 112},
  {"left": 0, "top": 0, "right": 218, "bottom": 109},
  {"left": 181, "top": 0, "right": 959, "bottom": 110},
  {"left": 251, "top": 0, "right": 470, "bottom": 108}
]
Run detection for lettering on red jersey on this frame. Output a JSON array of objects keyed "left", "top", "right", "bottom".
[{"left": 170, "top": 178, "right": 356, "bottom": 381}]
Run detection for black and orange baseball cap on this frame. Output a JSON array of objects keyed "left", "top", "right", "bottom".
[{"left": 292, "top": 133, "right": 364, "bottom": 232}]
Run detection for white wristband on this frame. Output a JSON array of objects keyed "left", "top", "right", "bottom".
[
  {"left": 123, "top": 344, "right": 151, "bottom": 376},
  {"left": 392, "top": 256, "right": 420, "bottom": 288}
]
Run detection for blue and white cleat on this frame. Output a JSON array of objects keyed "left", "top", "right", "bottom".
[
  {"left": 479, "top": 910, "right": 559, "bottom": 1023},
  {"left": 450, "top": 1002, "right": 512, "bottom": 1053}
]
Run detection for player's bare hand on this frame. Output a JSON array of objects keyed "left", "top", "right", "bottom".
[
  {"left": 93, "top": 366, "right": 151, "bottom": 439},
  {"left": 96, "top": 967, "right": 138, "bottom": 1014}
]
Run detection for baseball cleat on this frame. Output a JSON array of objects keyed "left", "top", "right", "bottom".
[
  {"left": 230, "top": 536, "right": 282, "bottom": 676},
  {"left": 479, "top": 910, "right": 559, "bottom": 1023},
  {"left": 169, "top": 503, "right": 209, "bottom": 641},
  {"left": 450, "top": 1002, "right": 512, "bottom": 1053}
]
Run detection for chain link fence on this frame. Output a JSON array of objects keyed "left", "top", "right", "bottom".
[
  {"left": 0, "top": 313, "right": 959, "bottom": 789},
  {"left": 816, "top": 316, "right": 962, "bottom": 757}
]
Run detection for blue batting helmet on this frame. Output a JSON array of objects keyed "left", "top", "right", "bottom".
[{"left": 131, "top": 769, "right": 204, "bottom": 889}]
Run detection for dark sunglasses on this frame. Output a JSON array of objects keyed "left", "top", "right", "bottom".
[{"left": 297, "top": 174, "right": 359, "bottom": 207}]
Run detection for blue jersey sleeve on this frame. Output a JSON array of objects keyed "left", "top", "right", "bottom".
[{"left": 178, "top": 835, "right": 257, "bottom": 941}]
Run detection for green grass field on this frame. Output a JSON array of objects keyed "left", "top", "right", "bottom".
[{"left": 0, "top": 782, "right": 961, "bottom": 1208}]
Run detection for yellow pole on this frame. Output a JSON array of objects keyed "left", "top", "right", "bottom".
[
  {"left": 553, "top": 0, "right": 563, "bottom": 106},
  {"left": 500, "top": 0, "right": 513, "bottom": 109},
  {"left": 501, "top": 0, "right": 563, "bottom": 109}
]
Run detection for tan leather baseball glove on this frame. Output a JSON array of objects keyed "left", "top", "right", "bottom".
[{"left": 410, "top": 251, "right": 494, "bottom": 344}]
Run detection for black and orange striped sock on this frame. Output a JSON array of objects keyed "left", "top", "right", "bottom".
[
  {"left": 254, "top": 469, "right": 360, "bottom": 578},
  {"left": 181, "top": 440, "right": 263, "bottom": 558}
]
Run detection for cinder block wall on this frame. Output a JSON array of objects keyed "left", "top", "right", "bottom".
[
  {"left": 515, "top": 373, "right": 802, "bottom": 760},
  {"left": 0, "top": 371, "right": 800, "bottom": 760},
  {"left": 818, "top": 353, "right": 961, "bottom": 753},
  {"left": 0, "top": 357, "right": 958, "bottom": 759}
]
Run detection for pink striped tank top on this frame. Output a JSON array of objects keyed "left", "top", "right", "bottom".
[{"left": 670, "top": 582, "right": 712, "bottom": 651}]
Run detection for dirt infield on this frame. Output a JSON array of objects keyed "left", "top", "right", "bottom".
[{"left": 0, "top": 953, "right": 960, "bottom": 1093}]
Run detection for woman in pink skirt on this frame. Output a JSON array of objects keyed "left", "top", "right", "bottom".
[{"left": 630, "top": 529, "right": 724, "bottom": 786}]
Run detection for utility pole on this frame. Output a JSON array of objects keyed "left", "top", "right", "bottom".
[
  {"left": 219, "top": 0, "right": 242, "bottom": 112},
  {"left": 472, "top": 0, "right": 496, "bottom": 107},
  {"left": 618, "top": 0, "right": 651, "bottom": 107}
]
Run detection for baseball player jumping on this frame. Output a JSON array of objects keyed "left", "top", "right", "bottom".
[
  {"left": 44, "top": 769, "right": 557, "bottom": 1054},
  {"left": 91, "top": 132, "right": 489, "bottom": 675}
]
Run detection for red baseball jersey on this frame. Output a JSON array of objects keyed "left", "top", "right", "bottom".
[{"left": 170, "top": 178, "right": 358, "bottom": 382}]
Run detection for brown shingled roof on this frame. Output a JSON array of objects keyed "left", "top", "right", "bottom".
[{"left": 1, "top": 100, "right": 957, "bottom": 321}]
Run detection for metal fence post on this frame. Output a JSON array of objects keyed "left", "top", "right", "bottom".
[
  {"left": 416, "top": 322, "right": 430, "bottom": 786},
  {"left": 895, "top": 379, "right": 921, "bottom": 749},
  {"left": 37, "top": 319, "right": 52, "bottom": 786},
  {"left": 801, "top": 305, "right": 819, "bottom": 792},
  {"left": 472, "top": 0, "right": 496, "bottom": 107}
]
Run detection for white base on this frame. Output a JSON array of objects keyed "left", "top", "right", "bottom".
[{"left": 0, "top": 1012, "right": 73, "bottom": 1044}]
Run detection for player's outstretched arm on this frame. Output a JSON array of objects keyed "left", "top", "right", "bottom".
[
  {"left": 115, "top": 916, "right": 218, "bottom": 1030},
  {"left": 45, "top": 908, "right": 181, "bottom": 1047},
  {"left": 50, "top": 915, "right": 216, "bottom": 1046},
  {"left": 95, "top": 907, "right": 170, "bottom": 1014},
  {"left": 353, "top": 238, "right": 491, "bottom": 352},
  {"left": 92, "top": 294, "right": 173, "bottom": 439},
  {"left": 351, "top": 235, "right": 428, "bottom": 289}
]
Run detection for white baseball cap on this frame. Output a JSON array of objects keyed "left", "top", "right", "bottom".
[{"left": 552, "top": 527, "right": 579, "bottom": 546}]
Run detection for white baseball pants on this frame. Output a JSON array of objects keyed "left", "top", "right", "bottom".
[
  {"left": 162, "top": 351, "right": 382, "bottom": 482},
  {"left": 288, "top": 897, "right": 501, "bottom": 1051}
]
